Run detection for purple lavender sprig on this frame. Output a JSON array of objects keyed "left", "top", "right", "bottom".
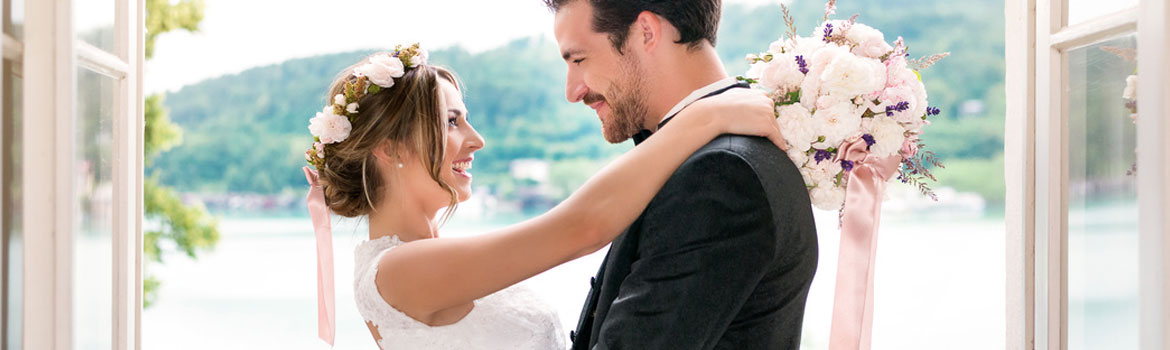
[
  {"left": 841, "top": 160, "right": 855, "bottom": 172},
  {"left": 823, "top": 23, "right": 834, "bottom": 43},
  {"left": 814, "top": 149, "right": 834, "bottom": 164},
  {"left": 926, "top": 106, "right": 941, "bottom": 116},
  {"left": 795, "top": 55, "right": 809, "bottom": 74},
  {"left": 885, "top": 101, "right": 911, "bottom": 116},
  {"left": 861, "top": 134, "right": 876, "bottom": 150}
]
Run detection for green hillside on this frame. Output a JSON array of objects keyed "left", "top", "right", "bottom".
[{"left": 150, "top": 0, "right": 1007, "bottom": 205}]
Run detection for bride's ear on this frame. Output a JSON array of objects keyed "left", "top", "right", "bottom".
[{"left": 372, "top": 140, "right": 405, "bottom": 169}]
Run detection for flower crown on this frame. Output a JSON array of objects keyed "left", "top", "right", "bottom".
[{"left": 305, "top": 43, "right": 430, "bottom": 169}]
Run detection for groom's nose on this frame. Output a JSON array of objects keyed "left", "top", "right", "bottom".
[{"left": 566, "top": 73, "right": 589, "bottom": 103}]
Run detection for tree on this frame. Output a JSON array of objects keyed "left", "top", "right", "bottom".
[{"left": 143, "top": 0, "right": 219, "bottom": 308}]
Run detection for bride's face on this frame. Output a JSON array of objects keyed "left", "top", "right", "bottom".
[{"left": 435, "top": 79, "right": 484, "bottom": 203}]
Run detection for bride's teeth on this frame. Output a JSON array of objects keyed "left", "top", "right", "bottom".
[{"left": 452, "top": 161, "right": 472, "bottom": 172}]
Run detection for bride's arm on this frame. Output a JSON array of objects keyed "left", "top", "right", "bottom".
[{"left": 379, "top": 89, "right": 783, "bottom": 321}]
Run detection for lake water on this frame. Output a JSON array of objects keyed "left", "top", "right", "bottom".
[{"left": 142, "top": 209, "right": 1009, "bottom": 349}]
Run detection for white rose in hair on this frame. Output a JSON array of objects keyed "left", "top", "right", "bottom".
[
  {"left": 869, "top": 116, "right": 907, "bottom": 158},
  {"left": 308, "top": 106, "right": 352, "bottom": 144},
  {"left": 370, "top": 54, "right": 406, "bottom": 78},
  {"left": 412, "top": 49, "right": 430, "bottom": 67},
  {"left": 846, "top": 23, "right": 893, "bottom": 59},
  {"left": 355, "top": 63, "right": 396, "bottom": 89},
  {"left": 355, "top": 53, "right": 405, "bottom": 88},
  {"left": 333, "top": 94, "right": 346, "bottom": 106},
  {"left": 347, "top": 103, "right": 359, "bottom": 114},
  {"left": 759, "top": 53, "right": 806, "bottom": 92}
]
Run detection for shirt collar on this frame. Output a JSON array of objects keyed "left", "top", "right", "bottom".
[{"left": 658, "top": 76, "right": 740, "bottom": 124}]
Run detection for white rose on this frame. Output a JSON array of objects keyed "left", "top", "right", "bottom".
[
  {"left": 820, "top": 54, "right": 884, "bottom": 98},
  {"left": 759, "top": 53, "right": 805, "bottom": 92},
  {"left": 355, "top": 53, "right": 406, "bottom": 88},
  {"left": 799, "top": 167, "right": 816, "bottom": 187},
  {"left": 746, "top": 61, "right": 767, "bottom": 80},
  {"left": 785, "top": 36, "right": 827, "bottom": 57},
  {"left": 808, "top": 43, "right": 849, "bottom": 76},
  {"left": 308, "top": 106, "right": 352, "bottom": 144},
  {"left": 884, "top": 58, "right": 913, "bottom": 89},
  {"left": 845, "top": 23, "right": 893, "bottom": 59},
  {"left": 810, "top": 183, "right": 846, "bottom": 210},
  {"left": 370, "top": 53, "right": 406, "bottom": 78},
  {"left": 313, "top": 142, "right": 325, "bottom": 158},
  {"left": 812, "top": 101, "right": 862, "bottom": 148},
  {"left": 333, "top": 94, "right": 346, "bottom": 106},
  {"left": 908, "top": 77, "right": 929, "bottom": 118},
  {"left": 799, "top": 75, "right": 822, "bottom": 110},
  {"left": 346, "top": 102, "right": 359, "bottom": 114},
  {"left": 776, "top": 104, "right": 818, "bottom": 148},
  {"left": 788, "top": 148, "right": 811, "bottom": 170},
  {"left": 878, "top": 86, "right": 917, "bottom": 122},
  {"left": 1123, "top": 74, "right": 1138, "bottom": 100},
  {"left": 412, "top": 49, "right": 430, "bottom": 67},
  {"left": 354, "top": 62, "right": 396, "bottom": 89},
  {"left": 768, "top": 39, "right": 786, "bottom": 54},
  {"left": 813, "top": 20, "right": 848, "bottom": 42},
  {"left": 869, "top": 116, "right": 907, "bottom": 158}
]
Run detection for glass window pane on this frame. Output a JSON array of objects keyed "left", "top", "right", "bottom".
[
  {"left": 1068, "top": 0, "right": 1138, "bottom": 27},
  {"left": 74, "top": 68, "right": 114, "bottom": 350},
  {"left": 2, "top": 59, "right": 21, "bottom": 350},
  {"left": 4, "top": 0, "right": 24, "bottom": 39},
  {"left": 74, "top": 0, "right": 115, "bottom": 53},
  {"left": 1066, "top": 34, "right": 1138, "bottom": 350}
]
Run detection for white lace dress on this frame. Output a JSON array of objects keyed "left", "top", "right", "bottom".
[{"left": 354, "top": 235, "right": 567, "bottom": 349}]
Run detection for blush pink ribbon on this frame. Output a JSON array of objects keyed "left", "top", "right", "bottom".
[
  {"left": 304, "top": 166, "right": 335, "bottom": 346},
  {"left": 827, "top": 137, "right": 902, "bottom": 350}
]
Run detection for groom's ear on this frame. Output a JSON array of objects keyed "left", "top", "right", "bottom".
[{"left": 631, "top": 11, "right": 665, "bottom": 54}]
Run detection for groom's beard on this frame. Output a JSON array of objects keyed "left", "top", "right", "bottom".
[{"left": 599, "top": 57, "right": 650, "bottom": 144}]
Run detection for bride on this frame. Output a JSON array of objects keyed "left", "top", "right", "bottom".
[{"left": 302, "top": 45, "right": 785, "bottom": 349}]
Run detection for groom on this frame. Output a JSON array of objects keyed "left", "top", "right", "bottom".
[{"left": 547, "top": 0, "right": 819, "bottom": 349}]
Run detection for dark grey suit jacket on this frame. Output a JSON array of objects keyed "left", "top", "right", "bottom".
[{"left": 569, "top": 84, "right": 819, "bottom": 350}]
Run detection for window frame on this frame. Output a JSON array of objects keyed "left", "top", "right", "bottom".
[
  {"left": 20, "top": 0, "right": 143, "bottom": 349},
  {"left": 1005, "top": 0, "right": 1170, "bottom": 349}
]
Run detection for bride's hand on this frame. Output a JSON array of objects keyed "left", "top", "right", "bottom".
[{"left": 679, "top": 88, "right": 788, "bottom": 151}]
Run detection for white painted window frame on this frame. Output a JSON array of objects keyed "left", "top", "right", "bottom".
[
  {"left": 1005, "top": 0, "right": 1169, "bottom": 349},
  {"left": 21, "top": 0, "right": 143, "bottom": 349}
]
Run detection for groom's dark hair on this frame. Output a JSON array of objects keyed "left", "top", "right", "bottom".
[{"left": 543, "top": 0, "right": 721, "bottom": 53}]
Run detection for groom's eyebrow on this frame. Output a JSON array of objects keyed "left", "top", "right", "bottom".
[{"left": 561, "top": 49, "right": 584, "bottom": 61}]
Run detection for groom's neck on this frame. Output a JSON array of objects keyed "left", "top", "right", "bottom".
[{"left": 644, "top": 46, "right": 728, "bottom": 131}]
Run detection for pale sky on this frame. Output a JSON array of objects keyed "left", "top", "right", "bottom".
[{"left": 144, "top": 0, "right": 779, "bottom": 94}]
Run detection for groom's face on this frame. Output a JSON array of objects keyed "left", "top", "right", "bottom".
[{"left": 554, "top": 1, "right": 650, "bottom": 144}]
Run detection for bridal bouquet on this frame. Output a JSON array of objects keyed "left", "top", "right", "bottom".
[
  {"left": 740, "top": 2, "right": 948, "bottom": 349},
  {"left": 739, "top": 0, "right": 946, "bottom": 211}
]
